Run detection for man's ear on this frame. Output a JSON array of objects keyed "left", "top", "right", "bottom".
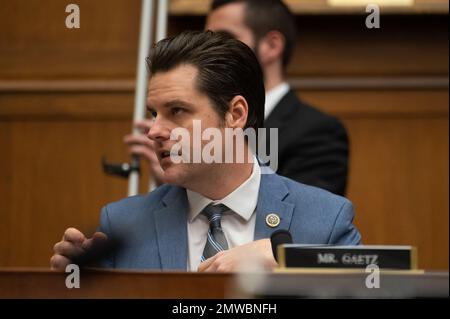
[
  {"left": 226, "top": 95, "right": 248, "bottom": 129},
  {"left": 257, "top": 31, "right": 285, "bottom": 66}
]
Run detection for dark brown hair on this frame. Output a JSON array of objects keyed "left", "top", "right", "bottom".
[{"left": 147, "top": 31, "right": 265, "bottom": 131}]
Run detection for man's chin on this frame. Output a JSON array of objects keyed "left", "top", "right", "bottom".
[{"left": 161, "top": 166, "right": 186, "bottom": 186}]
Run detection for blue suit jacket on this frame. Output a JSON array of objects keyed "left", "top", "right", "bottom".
[{"left": 98, "top": 173, "right": 361, "bottom": 270}]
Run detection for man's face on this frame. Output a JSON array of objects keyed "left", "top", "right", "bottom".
[
  {"left": 146, "top": 64, "right": 225, "bottom": 187},
  {"left": 206, "top": 2, "right": 255, "bottom": 50}
]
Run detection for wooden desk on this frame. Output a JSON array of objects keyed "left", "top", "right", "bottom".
[
  {"left": 0, "top": 268, "right": 448, "bottom": 298},
  {"left": 0, "top": 268, "right": 234, "bottom": 299}
]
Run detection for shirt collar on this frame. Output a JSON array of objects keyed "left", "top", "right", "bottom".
[
  {"left": 264, "top": 82, "right": 290, "bottom": 120},
  {"left": 186, "top": 159, "right": 261, "bottom": 223}
]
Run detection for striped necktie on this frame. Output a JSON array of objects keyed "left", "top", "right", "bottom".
[{"left": 200, "top": 203, "right": 230, "bottom": 262}]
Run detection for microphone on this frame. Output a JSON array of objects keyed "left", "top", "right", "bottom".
[{"left": 270, "top": 229, "right": 293, "bottom": 262}]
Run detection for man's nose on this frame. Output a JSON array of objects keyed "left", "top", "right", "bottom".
[{"left": 147, "top": 117, "right": 170, "bottom": 142}]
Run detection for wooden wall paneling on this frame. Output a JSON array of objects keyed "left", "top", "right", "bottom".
[
  {"left": 0, "top": 84, "right": 135, "bottom": 267},
  {"left": 0, "top": 0, "right": 140, "bottom": 79},
  {"left": 0, "top": 118, "right": 131, "bottom": 266},
  {"left": 298, "top": 89, "right": 449, "bottom": 117},
  {"left": 0, "top": 122, "right": 13, "bottom": 266},
  {"left": 345, "top": 117, "right": 449, "bottom": 270},
  {"left": 288, "top": 15, "right": 449, "bottom": 77}
]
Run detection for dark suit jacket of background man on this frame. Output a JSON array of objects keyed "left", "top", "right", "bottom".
[{"left": 265, "top": 90, "right": 349, "bottom": 196}]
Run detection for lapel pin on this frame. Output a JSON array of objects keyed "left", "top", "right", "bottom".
[{"left": 265, "top": 213, "right": 280, "bottom": 228}]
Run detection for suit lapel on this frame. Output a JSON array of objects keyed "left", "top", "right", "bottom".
[
  {"left": 153, "top": 186, "right": 189, "bottom": 270},
  {"left": 152, "top": 174, "right": 294, "bottom": 268},
  {"left": 254, "top": 174, "right": 295, "bottom": 240}
]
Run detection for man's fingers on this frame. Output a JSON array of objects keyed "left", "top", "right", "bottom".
[
  {"left": 128, "top": 145, "right": 158, "bottom": 162},
  {"left": 197, "top": 254, "right": 220, "bottom": 272},
  {"left": 52, "top": 231, "right": 109, "bottom": 269},
  {"left": 134, "top": 119, "right": 153, "bottom": 132},
  {"left": 53, "top": 241, "right": 85, "bottom": 260},
  {"left": 62, "top": 227, "right": 86, "bottom": 245},
  {"left": 123, "top": 134, "right": 154, "bottom": 148},
  {"left": 81, "top": 231, "right": 108, "bottom": 251},
  {"left": 50, "top": 254, "right": 71, "bottom": 271},
  {"left": 92, "top": 231, "right": 108, "bottom": 242}
]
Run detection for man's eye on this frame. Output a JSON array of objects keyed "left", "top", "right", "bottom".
[
  {"left": 172, "top": 107, "right": 184, "bottom": 115},
  {"left": 149, "top": 110, "right": 157, "bottom": 118}
]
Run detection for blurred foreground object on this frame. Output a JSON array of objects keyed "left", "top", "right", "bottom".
[{"left": 102, "top": 0, "right": 168, "bottom": 196}]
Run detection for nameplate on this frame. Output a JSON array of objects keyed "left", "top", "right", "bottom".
[{"left": 278, "top": 245, "right": 417, "bottom": 270}]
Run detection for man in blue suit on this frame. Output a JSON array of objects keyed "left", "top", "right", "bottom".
[{"left": 51, "top": 31, "right": 360, "bottom": 272}]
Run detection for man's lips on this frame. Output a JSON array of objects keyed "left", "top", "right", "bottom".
[
  {"left": 158, "top": 148, "right": 182, "bottom": 160},
  {"left": 160, "top": 151, "right": 171, "bottom": 159}
]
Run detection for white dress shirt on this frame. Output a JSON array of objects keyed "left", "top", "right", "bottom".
[
  {"left": 186, "top": 160, "right": 261, "bottom": 271},
  {"left": 264, "top": 82, "right": 290, "bottom": 120}
]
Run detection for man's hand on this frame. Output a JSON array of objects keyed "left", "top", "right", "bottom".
[
  {"left": 50, "top": 228, "right": 108, "bottom": 271},
  {"left": 198, "top": 239, "right": 277, "bottom": 272},
  {"left": 123, "top": 119, "right": 165, "bottom": 185}
]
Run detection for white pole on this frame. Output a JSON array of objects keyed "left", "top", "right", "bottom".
[
  {"left": 148, "top": 0, "right": 169, "bottom": 192},
  {"left": 128, "top": 0, "right": 154, "bottom": 197},
  {"left": 156, "top": 0, "right": 168, "bottom": 41}
]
